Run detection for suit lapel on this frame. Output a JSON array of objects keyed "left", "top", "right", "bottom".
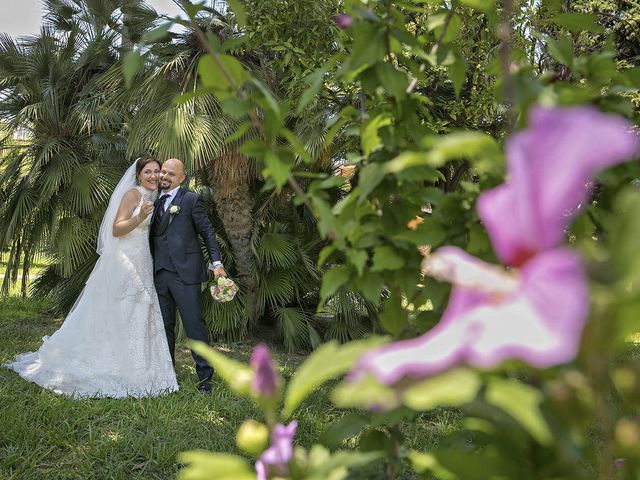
[
  {"left": 155, "top": 187, "right": 186, "bottom": 235},
  {"left": 168, "top": 188, "right": 186, "bottom": 228},
  {"left": 149, "top": 195, "right": 163, "bottom": 226}
]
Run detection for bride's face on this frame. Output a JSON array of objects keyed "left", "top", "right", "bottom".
[{"left": 138, "top": 161, "right": 160, "bottom": 190}]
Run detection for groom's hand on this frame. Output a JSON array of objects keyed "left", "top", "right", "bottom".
[{"left": 211, "top": 266, "right": 227, "bottom": 278}]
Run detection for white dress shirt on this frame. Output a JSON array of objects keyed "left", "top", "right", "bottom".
[{"left": 160, "top": 186, "right": 180, "bottom": 212}]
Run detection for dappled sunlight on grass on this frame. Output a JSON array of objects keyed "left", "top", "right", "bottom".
[{"left": 0, "top": 295, "right": 459, "bottom": 479}]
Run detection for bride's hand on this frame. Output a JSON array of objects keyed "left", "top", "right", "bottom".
[{"left": 138, "top": 201, "right": 154, "bottom": 222}]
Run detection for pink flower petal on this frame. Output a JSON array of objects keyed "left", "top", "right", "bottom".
[
  {"left": 479, "top": 106, "right": 639, "bottom": 265},
  {"left": 251, "top": 344, "right": 279, "bottom": 398},
  {"left": 334, "top": 14, "right": 353, "bottom": 29},
  {"left": 352, "top": 248, "right": 587, "bottom": 385},
  {"left": 427, "top": 246, "right": 519, "bottom": 296},
  {"left": 256, "top": 421, "right": 297, "bottom": 478}
]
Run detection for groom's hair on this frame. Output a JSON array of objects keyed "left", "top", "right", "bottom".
[{"left": 135, "top": 155, "right": 160, "bottom": 178}]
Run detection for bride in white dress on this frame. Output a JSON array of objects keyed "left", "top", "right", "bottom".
[{"left": 4, "top": 157, "right": 179, "bottom": 398}]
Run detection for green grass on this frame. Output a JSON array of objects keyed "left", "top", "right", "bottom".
[
  {"left": 0, "top": 296, "right": 460, "bottom": 480},
  {"left": 0, "top": 257, "right": 51, "bottom": 298}
]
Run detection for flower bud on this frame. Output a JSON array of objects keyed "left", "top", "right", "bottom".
[
  {"left": 251, "top": 343, "right": 280, "bottom": 399},
  {"left": 230, "top": 368, "right": 254, "bottom": 397},
  {"left": 236, "top": 420, "right": 269, "bottom": 455},
  {"left": 334, "top": 14, "right": 353, "bottom": 29}
]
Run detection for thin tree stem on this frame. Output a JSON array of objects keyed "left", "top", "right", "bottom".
[
  {"left": 407, "top": 7, "right": 455, "bottom": 94},
  {"left": 498, "top": 0, "right": 516, "bottom": 130},
  {"left": 185, "top": 6, "right": 333, "bottom": 238}
]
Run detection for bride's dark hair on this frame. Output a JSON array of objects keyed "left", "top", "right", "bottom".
[{"left": 135, "top": 155, "right": 160, "bottom": 181}]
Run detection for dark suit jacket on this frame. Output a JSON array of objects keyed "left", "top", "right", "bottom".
[{"left": 150, "top": 187, "right": 222, "bottom": 284}]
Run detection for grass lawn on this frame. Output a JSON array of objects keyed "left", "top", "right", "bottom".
[{"left": 0, "top": 296, "right": 460, "bottom": 480}]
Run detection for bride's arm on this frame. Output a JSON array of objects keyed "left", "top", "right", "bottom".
[{"left": 112, "top": 189, "right": 144, "bottom": 237}]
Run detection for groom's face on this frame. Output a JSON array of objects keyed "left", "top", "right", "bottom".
[{"left": 159, "top": 159, "right": 186, "bottom": 192}]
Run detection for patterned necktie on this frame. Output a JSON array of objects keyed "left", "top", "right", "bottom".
[{"left": 156, "top": 193, "right": 170, "bottom": 222}]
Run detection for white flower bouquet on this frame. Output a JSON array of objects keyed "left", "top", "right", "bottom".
[{"left": 210, "top": 276, "right": 238, "bottom": 302}]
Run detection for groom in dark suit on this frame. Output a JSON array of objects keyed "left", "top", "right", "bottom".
[{"left": 150, "top": 158, "right": 226, "bottom": 393}]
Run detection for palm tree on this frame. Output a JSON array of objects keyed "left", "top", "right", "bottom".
[
  {"left": 101, "top": 13, "right": 261, "bottom": 302},
  {"left": 0, "top": 0, "right": 152, "bottom": 302},
  {"left": 1, "top": 0, "right": 382, "bottom": 350}
]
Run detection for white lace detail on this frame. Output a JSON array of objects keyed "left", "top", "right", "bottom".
[
  {"left": 4, "top": 186, "right": 179, "bottom": 399},
  {"left": 118, "top": 187, "right": 156, "bottom": 303}
]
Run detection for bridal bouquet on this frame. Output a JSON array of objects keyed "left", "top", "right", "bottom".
[{"left": 210, "top": 276, "right": 238, "bottom": 302}]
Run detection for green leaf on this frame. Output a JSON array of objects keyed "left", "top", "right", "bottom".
[
  {"left": 347, "top": 249, "right": 368, "bottom": 276},
  {"left": 447, "top": 55, "right": 468, "bottom": 96},
  {"left": 426, "top": 11, "right": 462, "bottom": 44},
  {"left": 427, "top": 132, "right": 502, "bottom": 169},
  {"left": 458, "top": 0, "right": 496, "bottom": 13},
  {"left": 343, "top": 23, "right": 387, "bottom": 75},
  {"left": 183, "top": 1, "right": 207, "bottom": 18},
  {"left": 353, "top": 272, "right": 385, "bottom": 304},
  {"left": 225, "top": 0, "right": 247, "bottom": 27},
  {"left": 359, "top": 429, "right": 391, "bottom": 453},
  {"left": 409, "top": 448, "right": 511, "bottom": 480},
  {"left": 384, "top": 152, "right": 445, "bottom": 182},
  {"left": 402, "top": 368, "right": 481, "bottom": 411},
  {"left": 190, "top": 341, "right": 253, "bottom": 397},
  {"left": 485, "top": 378, "right": 552, "bottom": 445},
  {"left": 621, "top": 67, "right": 640, "bottom": 88},
  {"left": 282, "top": 129, "right": 312, "bottom": 164},
  {"left": 357, "top": 163, "right": 386, "bottom": 200},
  {"left": 177, "top": 451, "right": 254, "bottom": 480},
  {"left": 333, "top": 373, "right": 399, "bottom": 410},
  {"left": 250, "top": 78, "right": 281, "bottom": 120},
  {"left": 262, "top": 151, "right": 291, "bottom": 188},
  {"left": 198, "top": 54, "right": 247, "bottom": 98},
  {"left": 375, "top": 62, "right": 408, "bottom": 99},
  {"left": 317, "top": 245, "right": 337, "bottom": 267},
  {"left": 297, "top": 67, "right": 325, "bottom": 113},
  {"left": 225, "top": 122, "right": 252, "bottom": 144},
  {"left": 239, "top": 139, "right": 267, "bottom": 158},
  {"left": 378, "top": 294, "right": 406, "bottom": 337},
  {"left": 544, "top": 33, "right": 574, "bottom": 68},
  {"left": 122, "top": 50, "right": 142, "bottom": 89},
  {"left": 551, "top": 13, "right": 605, "bottom": 33},
  {"left": 140, "top": 22, "right": 172, "bottom": 43},
  {"left": 394, "top": 221, "right": 446, "bottom": 247},
  {"left": 221, "top": 34, "right": 249, "bottom": 52},
  {"left": 371, "top": 245, "right": 405, "bottom": 271},
  {"left": 306, "top": 450, "right": 383, "bottom": 480},
  {"left": 467, "top": 221, "right": 492, "bottom": 255},
  {"left": 173, "top": 87, "right": 216, "bottom": 105},
  {"left": 361, "top": 114, "right": 392, "bottom": 157},
  {"left": 220, "top": 98, "right": 251, "bottom": 120},
  {"left": 283, "top": 337, "right": 388, "bottom": 417},
  {"left": 610, "top": 193, "right": 640, "bottom": 281},
  {"left": 320, "top": 265, "right": 352, "bottom": 301},
  {"left": 614, "top": 299, "right": 640, "bottom": 346},
  {"left": 370, "top": 406, "right": 416, "bottom": 427},
  {"left": 320, "top": 413, "right": 370, "bottom": 450}
]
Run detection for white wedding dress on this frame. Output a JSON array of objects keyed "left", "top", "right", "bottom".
[{"left": 4, "top": 176, "right": 179, "bottom": 398}]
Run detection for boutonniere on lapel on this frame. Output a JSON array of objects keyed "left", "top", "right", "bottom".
[{"left": 168, "top": 204, "right": 180, "bottom": 215}]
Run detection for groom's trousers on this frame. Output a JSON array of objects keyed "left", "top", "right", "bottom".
[{"left": 154, "top": 268, "right": 214, "bottom": 385}]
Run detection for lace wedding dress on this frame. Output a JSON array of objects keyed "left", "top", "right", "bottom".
[{"left": 4, "top": 183, "right": 179, "bottom": 398}]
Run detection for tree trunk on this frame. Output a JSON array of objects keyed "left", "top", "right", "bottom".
[
  {"left": 208, "top": 151, "right": 258, "bottom": 320},
  {"left": 120, "top": 13, "right": 133, "bottom": 56},
  {"left": 21, "top": 249, "right": 30, "bottom": 299}
]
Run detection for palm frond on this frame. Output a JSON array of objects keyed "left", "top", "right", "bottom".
[
  {"left": 202, "top": 288, "right": 248, "bottom": 341},
  {"left": 256, "top": 232, "right": 298, "bottom": 270},
  {"left": 274, "top": 306, "right": 320, "bottom": 352}
]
